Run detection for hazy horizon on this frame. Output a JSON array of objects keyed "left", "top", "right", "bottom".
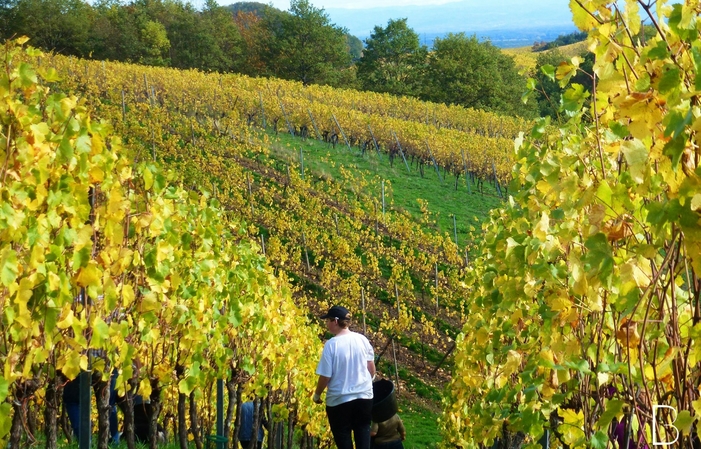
[{"left": 222, "top": 0, "right": 576, "bottom": 48}]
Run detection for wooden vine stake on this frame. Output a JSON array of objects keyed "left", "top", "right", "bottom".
[
  {"left": 381, "top": 181, "right": 386, "bottom": 219},
  {"left": 392, "top": 339, "right": 400, "bottom": 396},
  {"left": 391, "top": 130, "right": 411, "bottom": 173},
  {"left": 331, "top": 114, "right": 353, "bottom": 152},
  {"left": 367, "top": 124, "right": 382, "bottom": 158},
  {"left": 431, "top": 342, "right": 456, "bottom": 376},
  {"left": 393, "top": 283, "right": 401, "bottom": 394},
  {"left": 302, "top": 230, "right": 311, "bottom": 272},
  {"left": 492, "top": 161, "right": 502, "bottom": 198},
  {"left": 143, "top": 74, "right": 149, "bottom": 102},
  {"left": 121, "top": 89, "right": 126, "bottom": 121},
  {"left": 394, "top": 284, "right": 401, "bottom": 322},
  {"left": 299, "top": 148, "right": 304, "bottom": 180},
  {"left": 277, "top": 93, "right": 295, "bottom": 136},
  {"left": 246, "top": 173, "right": 255, "bottom": 215},
  {"left": 361, "top": 287, "right": 367, "bottom": 335},
  {"left": 453, "top": 214, "right": 458, "bottom": 246},
  {"left": 151, "top": 128, "right": 156, "bottom": 161},
  {"left": 461, "top": 149, "right": 472, "bottom": 195},
  {"left": 307, "top": 109, "right": 321, "bottom": 140},
  {"left": 435, "top": 262, "right": 439, "bottom": 311},
  {"left": 425, "top": 140, "right": 444, "bottom": 183},
  {"left": 374, "top": 202, "right": 379, "bottom": 238},
  {"left": 259, "top": 92, "right": 267, "bottom": 129}
]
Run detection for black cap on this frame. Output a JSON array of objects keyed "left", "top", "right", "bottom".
[{"left": 320, "top": 305, "right": 351, "bottom": 321}]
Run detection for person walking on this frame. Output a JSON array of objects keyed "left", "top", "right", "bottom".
[
  {"left": 313, "top": 305, "right": 375, "bottom": 449},
  {"left": 239, "top": 400, "right": 265, "bottom": 449},
  {"left": 370, "top": 413, "right": 406, "bottom": 449}
]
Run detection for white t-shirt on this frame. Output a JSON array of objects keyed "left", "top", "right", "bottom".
[{"left": 316, "top": 331, "right": 374, "bottom": 407}]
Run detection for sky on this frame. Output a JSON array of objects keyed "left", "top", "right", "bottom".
[
  {"left": 231, "top": 0, "right": 577, "bottom": 46},
  {"left": 264, "top": 0, "right": 461, "bottom": 8}
]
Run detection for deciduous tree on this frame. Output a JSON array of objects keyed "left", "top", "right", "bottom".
[
  {"left": 258, "top": 0, "right": 353, "bottom": 87},
  {"left": 357, "top": 18, "right": 426, "bottom": 97},
  {"left": 532, "top": 49, "right": 594, "bottom": 121},
  {"left": 1, "top": 0, "right": 92, "bottom": 56},
  {"left": 422, "top": 33, "right": 536, "bottom": 118}
]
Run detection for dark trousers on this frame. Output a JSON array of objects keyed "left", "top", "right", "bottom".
[
  {"left": 65, "top": 402, "right": 81, "bottom": 438},
  {"left": 372, "top": 440, "right": 404, "bottom": 449},
  {"left": 64, "top": 370, "right": 119, "bottom": 444},
  {"left": 133, "top": 402, "right": 154, "bottom": 443},
  {"left": 326, "top": 399, "right": 373, "bottom": 449},
  {"left": 240, "top": 441, "right": 263, "bottom": 449},
  {"left": 109, "top": 370, "right": 119, "bottom": 443}
]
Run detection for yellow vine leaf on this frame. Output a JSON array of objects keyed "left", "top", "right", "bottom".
[
  {"left": 559, "top": 408, "right": 586, "bottom": 447},
  {"left": 502, "top": 350, "right": 522, "bottom": 377},
  {"left": 75, "top": 262, "right": 101, "bottom": 288}
]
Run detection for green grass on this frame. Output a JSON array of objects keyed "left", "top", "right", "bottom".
[
  {"left": 399, "top": 404, "right": 442, "bottom": 449},
  {"left": 377, "top": 360, "right": 442, "bottom": 404},
  {"left": 235, "top": 130, "right": 496, "bottom": 449},
  {"left": 259, "top": 130, "right": 503, "bottom": 247}
]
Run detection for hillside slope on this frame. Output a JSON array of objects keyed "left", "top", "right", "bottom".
[
  {"left": 503, "top": 41, "right": 588, "bottom": 72},
  {"left": 42, "top": 53, "right": 518, "bottom": 415}
]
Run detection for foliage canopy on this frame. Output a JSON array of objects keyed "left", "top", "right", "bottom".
[{"left": 442, "top": 0, "right": 701, "bottom": 447}]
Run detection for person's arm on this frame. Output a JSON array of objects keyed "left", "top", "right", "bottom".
[
  {"left": 367, "top": 360, "right": 376, "bottom": 378},
  {"left": 364, "top": 337, "right": 376, "bottom": 379},
  {"left": 313, "top": 376, "right": 330, "bottom": 403},
  {"left": 397, "top": 416, "right": 406, "bottom": 440}
]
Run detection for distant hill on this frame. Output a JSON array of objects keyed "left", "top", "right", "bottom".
[
  {"left": 532, "top": 30, "right": 587, "bottom": 51},
  {"left": 226, "top": 1, "right": 272, "bottom": 16},
  {"left": 502, "top": 41, "right": 589, "bottom": 73},
  {"left": 415, "top": 27, "right": 579, "bottom": 49},
  {"left": 324, "top": 0, "right": 575, "bottom": 48}
]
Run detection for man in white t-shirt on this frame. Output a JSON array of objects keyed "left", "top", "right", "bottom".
[{"left": 313, "top": 305, "right": 375, "bottom": 449}]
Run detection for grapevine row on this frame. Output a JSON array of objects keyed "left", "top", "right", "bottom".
[
  {"left": 42, "top": 54, "right": 475, "bottom": 375},
  {"left": 44, "top": 54, "right": 522, "bottom": 188},
  {"left": 1, "top": 41, "right": 327, "bottom": 449}
]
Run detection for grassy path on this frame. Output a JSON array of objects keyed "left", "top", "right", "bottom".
[{"left": 265, "top": 132, "right": 504, "bottom": 249}]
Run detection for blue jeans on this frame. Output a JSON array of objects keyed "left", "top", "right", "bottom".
[
  {"left": 65, "top": 401, "right": 81, "bottom": 438},
  {"left": 326, "top": 399, "right": 373, "bottom": 449},
  {"left": 65, "top": 371, "right": 119, "bottom": 445}
]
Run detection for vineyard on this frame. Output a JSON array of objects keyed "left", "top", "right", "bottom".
[
  {"left": 0, "top": 26, "right": 522, "bottom": 449},
  {"left": 442, "top": 0, "right": 701, "bottom": 448},
  {"left": 5, "top": 0, "right": 697, "bottom": 447},
  {"left": 0, "top": 39, "right": 329, "bottom": 449},
  {"left": 49, "top": 44, "right": 523, "bottom": 389}
]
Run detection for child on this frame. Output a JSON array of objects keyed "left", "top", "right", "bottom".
[{"left": 370, "top": 413, "right": 406, "bottom": 449}]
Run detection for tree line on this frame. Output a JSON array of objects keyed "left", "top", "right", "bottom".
[
  {"left": 0, "top": 0, "right": 540, "bottom": 118},
  {"left": 531, "top": 31, "right": 587, "bottom": 52}
]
